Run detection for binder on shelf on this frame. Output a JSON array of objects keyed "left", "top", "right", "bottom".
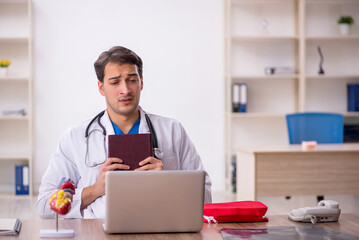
[
  {"left": 15, "top": 165, "right": 29, "bottom": 195},
  {"left": 231, "top": 155, "right": 237, "bottom": 193},
  {"left": 232, "top": 83, "right": 247, "bottom": 113},
  {"left": 347, "top": 83, "right": 359, "bottom": 112}
]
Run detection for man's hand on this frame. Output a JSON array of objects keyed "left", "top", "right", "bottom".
[
  {"left": 134, "top": 157, "right": 163, "bottom": 171},
  {"left": 81, "top": 157, "right": 129, "bottom": 210},
  {"left": 95, "top": 157, "right": 131, "bottom": 195}
]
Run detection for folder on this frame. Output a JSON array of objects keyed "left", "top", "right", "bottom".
[
  {"left": 232, "top": 83, "right": 247, "bottom": 113},
  {"left": 348, "top": 83, "right": 359, "bottom": 112},
  {"left": 15, "top": 165, "right": 29, "bottom": 195},
  {"left": 108, "top": 134, "right": 153, "bottom": 170}
]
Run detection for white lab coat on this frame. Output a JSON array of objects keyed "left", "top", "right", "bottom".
[{"left": 37, "top": 107, "right": 212, "bottom": 219}]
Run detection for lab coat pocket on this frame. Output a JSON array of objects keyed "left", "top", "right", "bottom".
[{"left": 161, "top": 155, "right": 178, "bottom": 170}]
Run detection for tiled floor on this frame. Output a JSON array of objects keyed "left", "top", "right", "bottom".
[{"left": 0, "top": 192, "right": 358, "bottom": 219}]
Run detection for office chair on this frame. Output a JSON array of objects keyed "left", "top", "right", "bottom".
[
  {"left": 286, "top": 112, "right": 344, "bottom": 144},
  {"left": 285, "top": 112, "right": 344, "bottom": 202}
]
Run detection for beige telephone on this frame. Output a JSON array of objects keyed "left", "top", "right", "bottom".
[{"left": 288, "top": 200, "right": 341, "bottom": 224}]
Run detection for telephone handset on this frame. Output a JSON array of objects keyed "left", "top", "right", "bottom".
[{"left": 288, "top": 200, "right": 341, "bottom": 224}]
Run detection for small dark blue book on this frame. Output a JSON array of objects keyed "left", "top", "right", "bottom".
[{"left": 348, "top": 83, "right": 359, "bottom": 112}]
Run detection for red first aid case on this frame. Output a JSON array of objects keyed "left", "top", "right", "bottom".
[{"left": 203, "top": 201, "right": 269, "bottom": 223}]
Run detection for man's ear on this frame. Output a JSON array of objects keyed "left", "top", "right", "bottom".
[
  {"left": 98, "top": 81, "right": 105, "bottom": 96},
  {"left": 140, "top": 77, "right": 143, "bottom": 91}
]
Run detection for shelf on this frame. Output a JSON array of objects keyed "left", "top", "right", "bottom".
[
  {"left": 225, "top": 0, "right": 359, "bottom": 193},
  {"left": 0, "top": 194, "right": 31, "bottom": 199},
  {"left": 0, "top": 0, "right": 28, "bottom": 3},
  {"left": 232, "top": 0, "right": 297, "bottom": 3},
  {"left": 0, "top": 76, "right": 29, "bottom": 82},
  {"left": 0, "top": 115, "right": 30, "bottom": 120},
  {"left": 306, "top": 75, "right": 359, "bottom": 80},
  {"left": 343, "top": 112, "right": 359, "bottom": 117},
  {"left": 231, "top": 112, "right": 287, "bottom": 118},
  {"left": 0, "top": 37, "right": 29, "bottom": 43},
  {"left": 306, "top": 35, "right": 359, "bottom": 41},
  {"left": 230, "top": 112, "right": 359, "bottom": 118},
  {"left": 0, "top": 153, "right": 30, "bottom": 160},
  {"left": 232, "top": 75, "right": 299, "bottom": 80},
  {"left": 0, "top": 0, "right": 32, "bottom": 197},
  {"left": 232, "top": 36, "right": 299, "bottom": 41},
  {"left": 306, "top": 0, "right": 359, "bottom": 5}
]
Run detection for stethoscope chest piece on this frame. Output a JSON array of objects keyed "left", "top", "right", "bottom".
[{"left": 153, "top": 148, "right": 163, "bottom": 160}]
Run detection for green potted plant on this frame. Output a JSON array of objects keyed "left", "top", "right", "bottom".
[{"left": 338, "top": 16, "right": 354, "bottom": 35}]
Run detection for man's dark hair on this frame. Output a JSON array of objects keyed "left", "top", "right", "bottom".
[{"left": 94, "top": 46, "right": 143, "bottom": 82}]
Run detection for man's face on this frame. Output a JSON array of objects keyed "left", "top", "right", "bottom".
[{"left": 98, "top": 62, "right": 143, "bottom": 117}]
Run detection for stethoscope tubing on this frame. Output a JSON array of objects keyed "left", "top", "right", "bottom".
[
  {"left": 85, "top": 110, "right": 106, "bottom": 138},
  {"left": 84, "top": 110, "right": 162, "bottom": 168}
]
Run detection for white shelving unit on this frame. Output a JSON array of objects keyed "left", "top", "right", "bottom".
[
  {"left": 0, "top": 0, "right": 32, "bottom": 196},
  {"left": 225, "top": 0, "right": 359, "bottom": 191}
]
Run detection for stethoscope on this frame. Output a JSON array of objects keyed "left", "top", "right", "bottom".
[{"left": 84, "top": 110, "right": 163, "bottom": 168}]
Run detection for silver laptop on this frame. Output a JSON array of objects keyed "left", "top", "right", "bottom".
[{"left": 104, "top": 170, "right": 205, "bottom": 234}]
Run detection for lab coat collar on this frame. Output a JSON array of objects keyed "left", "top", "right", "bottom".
[
  {"left": 101, "top": 106, "right": 150, "bottom": 135},
  {"left": 139, "top": 107, "right": 151, "bottom": 134},
  {"left": 101, "top": 110, "right": 115, "bottom": 136}
]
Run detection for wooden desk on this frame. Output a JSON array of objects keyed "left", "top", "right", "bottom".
[
  {"left": 235, "top": 143, "right": 359, "bottom": 201},
  {"left": 6, "top": 214, "right": 359, "bottom": 239}
]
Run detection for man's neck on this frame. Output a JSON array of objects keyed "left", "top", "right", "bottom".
[{"left": 107, "top": 108, "right": 140, "bottom": 134}]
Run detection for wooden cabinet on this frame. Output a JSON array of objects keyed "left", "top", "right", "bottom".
[
  {"left": 0, "top": 0, "right": 32, "bottom": 196},
  {"left": 225, "top": 0, "right": 359, "bottom": 191}
]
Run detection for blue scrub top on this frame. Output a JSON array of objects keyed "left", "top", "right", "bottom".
[{"left": 111, "top": 118, "right": 141, "bottom": 135}]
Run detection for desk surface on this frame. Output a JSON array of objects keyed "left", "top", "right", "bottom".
[
  {"left": 7, "top": 214, "right": 359, "bottom": 239},
  {"left": 235, "top": 143, "right": 359, "bottom": 154}
]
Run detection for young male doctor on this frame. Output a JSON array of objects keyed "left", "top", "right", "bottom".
[{"left": 37, "top": 46, "right": 212, "bottom": 219}]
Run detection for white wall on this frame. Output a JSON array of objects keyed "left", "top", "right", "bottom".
[{"left": 33, "top": 0, "right": 224, "bottom": 192}]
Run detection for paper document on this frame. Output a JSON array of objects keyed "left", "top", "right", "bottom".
[{"left": 0, "top": 218, "right": 21, "bottom": 235}]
